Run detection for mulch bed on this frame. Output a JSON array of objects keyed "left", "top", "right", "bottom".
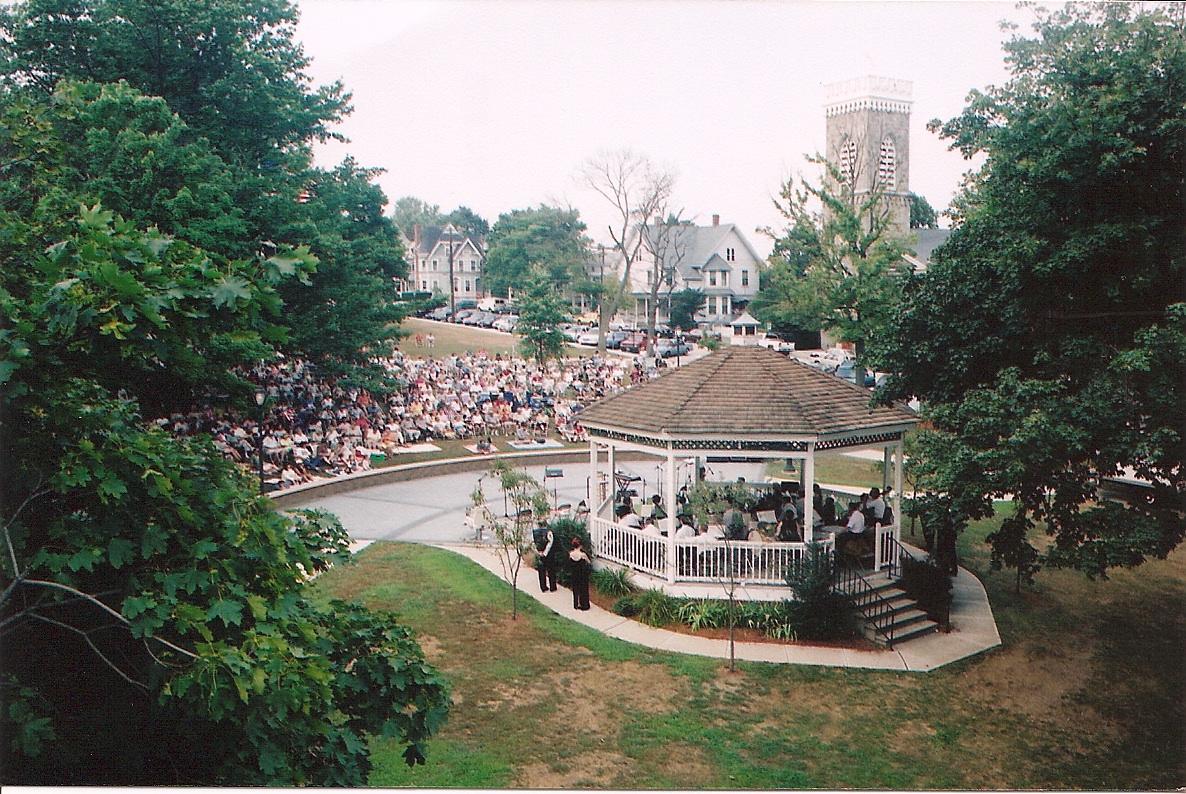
[{"left": 585, "top": 588, "right": 881, "bottom": 652}]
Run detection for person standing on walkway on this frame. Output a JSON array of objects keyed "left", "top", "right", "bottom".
[
  {"left": 535, "top": 521, "right": 557, "bottom": 592},
  {"left": 568, "top": 537, "right": 591, "bottom": 610}
]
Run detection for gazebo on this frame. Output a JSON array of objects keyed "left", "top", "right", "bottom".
[{"left": 577, "top": 346, "right": 917, "bottom": 586}]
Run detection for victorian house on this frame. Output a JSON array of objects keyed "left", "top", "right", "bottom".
[
  {"left": 402, "top": 223, "right": 487, "bottom": 302},
  {"left": 613, "top": 214, "right": 763, "bottom": 326}
]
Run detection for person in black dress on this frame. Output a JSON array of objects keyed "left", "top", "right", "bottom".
[{"left": 567, "top": 537, "right": 591, "bottom": 610}]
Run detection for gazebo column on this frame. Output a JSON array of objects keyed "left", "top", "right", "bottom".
[
  {"left": 893, "top": 440, "right": 904, "bottom": 539},
  {"left": 607, "top": 442, "right": 616, "bottom": 506},
  {"left": 588, "top": 440, "right": 598, "bottom": 513},
  {"left": 665, "top": 447, "right": 677, "bottom": 583},
  {"left": 802, "top": 444, "right": 816, "bottom": 541}
]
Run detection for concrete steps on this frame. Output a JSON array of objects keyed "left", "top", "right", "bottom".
[{"left": 836, "top": 575, "right": 939, "bottom": 647}]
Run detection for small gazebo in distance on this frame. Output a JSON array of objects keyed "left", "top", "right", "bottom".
[{"left": 577, "top": 346, "right": 917, "bottom": 587}]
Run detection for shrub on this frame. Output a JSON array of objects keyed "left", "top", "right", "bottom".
[
  {"left": 633, "top": 587, "right": 678, "bottom": 627},
  {"left": 612, "top": 596, "right": 641, "bottom": 617},
  {"left": 677, "top": 598, "right": 728, "bottom": 631},
  {"left": 785, "top": 544, "right": 859, "bottom": 642},
  {"left": 738, "top": 601, "right": 799, "bottom": 642},
  {"left": 900, "top": 555, "right": 953, "bottom": 628},
  {"left": 548, "top": 517, "right": 591, "bottom": 587},
  {"left": 592, "top": 566, "right": 635, "bottom": 598}
]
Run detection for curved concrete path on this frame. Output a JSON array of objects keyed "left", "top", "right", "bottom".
[{"left": 292, "top": 462, "right": 1001, "bottom": 672}]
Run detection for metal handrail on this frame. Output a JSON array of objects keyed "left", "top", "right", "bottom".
[{"left": 881, "top": 532, "right": 910, "bottom": 580}]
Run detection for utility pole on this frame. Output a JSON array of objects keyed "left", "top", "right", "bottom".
[{"left": 447, "top": 224, "right": 457, "bottom": 322}]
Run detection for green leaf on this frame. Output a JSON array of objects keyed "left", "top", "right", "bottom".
[
  {"left": 107, "top": 537, "right": 137, "bottom": 569},
  {"left": 209, "top": 276, "right": 251, "bottom": 309},
  {"left": 207, "top": 599, "right": 244, "bottom": 627}
]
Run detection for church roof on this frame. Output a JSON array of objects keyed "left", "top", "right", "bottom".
[
  {"left": 578, "top": 346, "right": 916, "bottom": 445},
  {"left": 910, "top": 228, "right": 951, "bottom": 264}
]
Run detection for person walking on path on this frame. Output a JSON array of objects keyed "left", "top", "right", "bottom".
[
  {"left": 567, "top": 537, "right": 591, "bottom": 610},
  {"left": 535, "top": 522, "right": 557, "bottom": 592}
]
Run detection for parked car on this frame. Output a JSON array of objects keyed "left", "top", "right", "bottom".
[
  {"left": 758, "top": 333, "right": 796, "bottom": 355},
  {"left": 467, "top": 311, "right": 497, "bottom": 327},
  {"left": 577, "top": 330, "right": 600, "bottom": 346},
  {"left": 427, "top": 306, "right": 452, "bottom": 321},
  {"left": 562, "top": 324, "right": 589, "bottom": 342},
  {"left": 832, "top": 359, "right": 876, "bottom": 387},
  {"left": 605, "top": 330, "right": 631, "bottom": 349},
  {"left": 492, "top": 315, "right": 519, "bottom": 333},
  {"left": 619, "top": 332, "right": 649, "bottom": 353},
  {"left": 654, "top": 338, "right": 692, "bottom": 358}
]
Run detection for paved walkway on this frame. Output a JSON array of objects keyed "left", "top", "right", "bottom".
[{"left": 297, "top": 465, "right": 1001, "bottom": 673}]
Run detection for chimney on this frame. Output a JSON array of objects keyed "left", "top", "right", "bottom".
[
  {"left": 712, "top": 214, "right": 720, "bottom": 226},
  {"left": 413, "top": 223, "right": 422, "bottom": 249}
]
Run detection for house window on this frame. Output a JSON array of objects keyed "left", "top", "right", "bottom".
[
  {"left": 470, "top": 259, "right": 477, "bottom": 271},
  {"left": 432, "top": 279, "right": 439, "bottom": 290},
  {"left": 465, "top": 280, "right": 471, "bottom": 292},
  {"left": 709, "top": 271, "right": 717, "bottom": 286},
  {"left": 741, "top": 270, "right": 749, "bottom": 287},
  {"left": 431, "top": 259, "right": 438, "bottom": 271},
  {"left": 705, "top": 297, "right": 713, "bottom": 315},
  {"left": 421, "top": 280, "right": 427, "bottom": 290},
  {"left": 726, "top": 247, "right": 735, "bottom": 262},
  {"left": 665, "top": 274, "right": 674, "bottom": 287},
  {"left": 720, "top": 271, "right": 729, "bottom": 287}
]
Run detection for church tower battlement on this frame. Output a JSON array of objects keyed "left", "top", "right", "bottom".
[{"left": 824, "top": 76, "right": 913, "bottom": 235}]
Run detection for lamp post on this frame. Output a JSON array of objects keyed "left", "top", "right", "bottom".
[{"left": 255, "top": 390, "right": 266, "bottom": 495}]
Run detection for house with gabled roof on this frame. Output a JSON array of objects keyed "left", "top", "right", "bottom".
[
  {"left": 612, "top": 214, "right": 763, "bottom": 327},
  {"left": 402, "top": 223, "right": 487, "bottom": 301}
]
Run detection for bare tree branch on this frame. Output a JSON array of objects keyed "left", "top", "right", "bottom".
[
  {"left": 15, "top": 578, "right": 198, "bottom": 659},
  {"left": 578, "top": 149, "right": 675, "bottom": 349},
  {"left": 3, "top": 479, "right": 51, "bottom": 577},
  {"left": 27, "top": 612, "right": 151, "bottom": 692}
]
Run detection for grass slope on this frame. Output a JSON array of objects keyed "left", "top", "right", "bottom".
[{"left": 312, "top": 511, "right": 1185, "bottom": 790}]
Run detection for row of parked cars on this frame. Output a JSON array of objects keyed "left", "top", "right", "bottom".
[
  {"left": 421, "top": 300, "right": 519, "bottom": 332},
  {"left": 565, "top": 325, "right": 693, "bottom": 357}
]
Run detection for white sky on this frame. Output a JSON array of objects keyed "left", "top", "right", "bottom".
[{"left": 294, "top": 0, "right": 1026, "bottom": 254}]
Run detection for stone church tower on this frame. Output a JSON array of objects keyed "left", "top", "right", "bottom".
[{"left": 824, "top": 76, "right": 913, "bottom": 236}]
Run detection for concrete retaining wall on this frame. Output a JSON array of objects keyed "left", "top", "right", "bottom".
[{"left": 270, "top": 448, "right": 654, "bottom": 509}]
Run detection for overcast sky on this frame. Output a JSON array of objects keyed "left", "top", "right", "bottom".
[{"left": 294, "top": 0, "right": 1028, "bottom": 254}]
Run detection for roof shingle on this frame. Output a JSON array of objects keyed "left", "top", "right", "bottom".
[{"left": 578, "top": 346, "right": 915, "bottom": 441}]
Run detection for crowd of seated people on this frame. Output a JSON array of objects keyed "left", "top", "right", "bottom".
[
  {"left": 159, "top": 351, "right": 630, "bottom": 489},
  {"left": 606, "top": 480, "right": 894, "bottom": 548}
]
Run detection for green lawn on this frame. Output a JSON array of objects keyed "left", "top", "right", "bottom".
[
  {"left": 399, "top": 316, "right": 592, "bottom": 360},
  {"left": 313, "top": 509, "right": 1185, "bottom": 790}
]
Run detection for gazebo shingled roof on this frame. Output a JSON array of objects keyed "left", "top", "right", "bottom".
[{"left": 578, "top": 346, "right": 915, "bottom": 442}]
